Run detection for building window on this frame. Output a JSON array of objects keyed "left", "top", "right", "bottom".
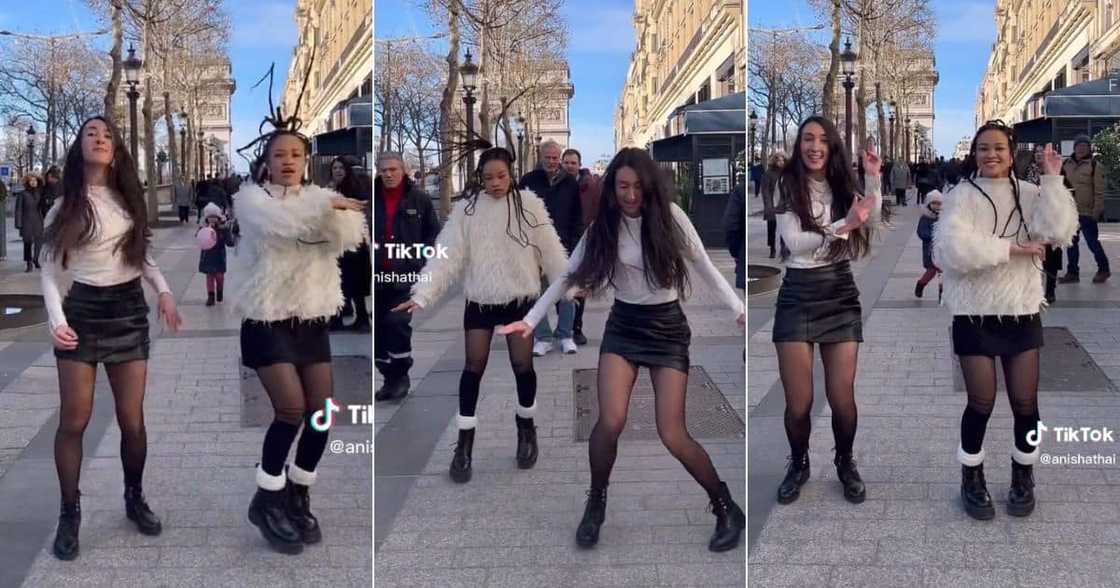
[{"left": 697, "top": 79, "right": 710, "bottom": 103}]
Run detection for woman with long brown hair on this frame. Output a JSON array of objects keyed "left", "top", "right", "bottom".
[{"left": 40, "top": 116, "right": 183, "bottom": 560}]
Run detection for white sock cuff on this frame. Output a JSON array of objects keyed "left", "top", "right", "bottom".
[
  {"left": 516, "top": 402, "right": 537, "bottom": 419},
  {"left": 957, "top": 446, "right": 985, "bottom": 467},
  {"left": 1011, "top": 446, "right": 1040, "bottom": 465},
  {"left": 288, "top": 463, "right": 318, "bottom": 486},
  {"left": 457, "top": 414, "right": 478, "bottom": 430},
  {"left": 256, "top": 465, "right": 286, "bottom": 491}
]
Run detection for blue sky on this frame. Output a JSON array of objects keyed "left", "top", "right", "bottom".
[
  {"left": 748, "top": 0, "right": 996, "bottom": 157},
  {"left": 0, "top": 0, "right": 300, "bottom": 172},
  {"left": 374, "top": 0, "right": 635, "bottom": 166}
]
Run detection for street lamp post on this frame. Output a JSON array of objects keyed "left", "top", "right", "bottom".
[
  {"left": 904, "top": 117, "right": 911, "bottom": 164},
  {"left": 197, "top": 130, "right": 205, "bottom": 180},
  {"left": 157, "top": 148, "right": 167, "bottom": 184},
  {"left": 178, "top": 112, "right": 188, "bottom": 180},
  {"left": 27, "top": 124, "right": 36, "bottom": 173},
  {"left": 516, "top": 113, "right": 525, "bottom": 178},
  {"left": 840, "top": 38, "right": 857, "bottom": 159},
  {"left": 888, "top": 100, "right": 897, "bottom": 161},
  {"left": 123, "top": 43, "right": 143, "bottom": 166},
  {"left": 748, "top": 109, "right": 758, "bottom": 163},
  {"left": 459, "top": 49, "right": 479, "bottom": 178}
]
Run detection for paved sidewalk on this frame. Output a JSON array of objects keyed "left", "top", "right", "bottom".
[
  {"left": 748, "top": 200, "right": 1120, "bottom": 586},
  {"left": 0, "top": 206, "right": 372, "bottom": 587},
  {"left": 374, "top": 247, "right": 746, "bottom": 586}
]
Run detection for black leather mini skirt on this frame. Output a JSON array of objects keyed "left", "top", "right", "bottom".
[
  {"left": 772, "top": 261, "right": 863, "bottom": 343},
  {"left": 55, "top": 279, "right": 151, "bottom": 365},
  {"left": 601, "top": 299, "right": 691, "bottom": 373},
  {"left": 241, "top": 318, "right": 332, "bottom": 369}
]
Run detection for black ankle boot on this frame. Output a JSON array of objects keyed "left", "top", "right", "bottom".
[
  {"left": 285, "top": 480, "right": 322, "bottom": 543},
  {"left": 450, "top": 428, "right": 475, "bottom": 483},
  {"left": 777, "top": 454, "right": 810, "bottom": 504},
  {"left": 515, "top": 416, "right": 538, "bottom": 469},
  {"left": 708, "top": 482, "right": 745, "bottom": 552},
  {"left": 248, "top": 487, "right": 304, "bottom": 554},
  {"left": 575, "top": 486, "right": 608, "bottom": 547},
  {"left": 961, "top": 464, "right": 995, "bottom": 520},
  {"left": 52, "top": 498, "right": 81, "bottom": 561},
  {"left": 1007, "top": 460, "right": 1036, "bottom": 517},
  {"left": 124, "top": 485, "right": 163, "bottom": 536},
  {"left": 915, "top": 282, "right": 925, "bottom": 298},
  {"left": 834, "top": 453, "right": 866, "bottom": 503},
  {"left": 216, "top": 288, "right": 223, "bottom": 303},
  {"left": 206, "top": 292, "right": 216, "bottom": 307},
  {"left": 25, "top": 261, "right": 32, "bottom": 273},
  {"left": 374, "top": 375, "right": 410, "bottom": 402}
]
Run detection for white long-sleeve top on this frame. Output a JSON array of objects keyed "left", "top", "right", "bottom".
[
  {"left": 524, "top": 203, "right": 744, "bottom": 328},
  {"left": 40, "top": 187, "right": 171, "bottom": 333},
  {"left": 933, "top": 175, "right": 1078, "bottom": 316},
  {"left": 233, "top": 182, "right": 367, "bottom": 322},
  {"left": 409, "top": 189, "right": 569, "bottom": 308},
  {"left": 776, "top": 175, "right": 882, "bottom": 269}
]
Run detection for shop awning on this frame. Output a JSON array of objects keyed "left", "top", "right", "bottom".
[
  {"left": 1044, "top": 77, "right": 1120, "bottom": 118},
  {"left": 674, "top": 92, "right": 746, "bottom": 134},
  {"left": 312, "top": 127, "right": 373, "bottom": 157}
]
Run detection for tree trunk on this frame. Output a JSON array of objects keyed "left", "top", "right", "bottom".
[
  {"left": 144, "top": 70, "right": 158, "bottom": 223},
  {"left": 104, "top": 1, "right": 124, "bottom": 128},
  {"left": 874, "top": 81, "right": 886, "bottom": 159},
  {"left": 437, "top": 1, "right": 462, "bottom": 219},
  {"left": 821, "top": 0, "right": 842, "bottom": 120}
]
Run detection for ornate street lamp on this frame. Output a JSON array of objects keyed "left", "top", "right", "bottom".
[
  {"left": 123, "top": 43, "right": 143, "bottom": 165},
  {"left": 459, "top": 49, "right": 479, "bottom": 176},
  {"left": 840, "top": 38, "right": 858, "bottom": 158}
]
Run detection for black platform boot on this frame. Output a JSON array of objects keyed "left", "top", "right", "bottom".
[
  {"left": 248, "top": 468, "right": 304, "bottom": 554},
  {"left": 286, "top": 466, "right": 322, "bottom": 543},
  {"left": 206, "top": 292, "right": 216, "bottom": 307},
  {"left": 449, "top": 426, "right": 475, "bottom": 484},
  {"left": 124, "top": 484, "right": 163, "bottom": 536},
  {"left": 708, "top": 482, "right": 745, "bottom": 552},
  {"left": 1007, "top": 460, "right": 1036, "bottom": 517},
  {"left": 52, "top": 497, "right": 81, "bottom": 561},
  {"left": 216, "top": 287, "right": 224, "bottom": 303},
  {"left": 777, "top": 454, "right": 810, "bottom": 504},
  {"left": 515, "top": 415, "right": 538, "bottom": 469},
  {"left": 834, "top": 453, "right": 866, "bottom": 504},
  {"left": 575, "top": 486, "right": 608, "bottom": 547},
  {"left": 961, "top": 464, "right": 995, "bottom": 520}
]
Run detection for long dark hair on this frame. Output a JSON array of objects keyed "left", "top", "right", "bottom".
[
  {"left": 777, "top": 116, "right": 870, "bottom": 262},
  {"left": 43, "top": 116, "right": 149, "bottom": 269},
  {"left": 331, "top": 155, "right": 370, "bottom": 201},
  {"left": 569, "top": 148, "right": 691, "bottom": 297}
]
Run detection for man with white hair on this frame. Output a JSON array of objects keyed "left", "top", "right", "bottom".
[
  {"left": 519, "top": 140, "right": 583, "bottom": 355},
  {"left": 374, "top": 152, "right": 441, "bottom": 401}
]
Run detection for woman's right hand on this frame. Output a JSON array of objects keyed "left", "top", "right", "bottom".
[
  {"left": 496, "top": 321, "right": 534, "bottom": 338},
  {"left": 839, "top": 195, "right": 875, "bottom": 234},
  {"left": 331, "top": 197, "right": 366, "bottom": 212},
  {"left": 391, "top": 300, "right": 422, "bottom": 314},
  {"left": 1010, "top": 242, "right": 1046, "bottom": 257},
  {"left": 52, "top": 325, "right": 78, "bottom": 351}
]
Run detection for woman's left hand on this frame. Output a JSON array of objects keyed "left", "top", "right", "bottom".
[
  {"left": 158, "top": 292, "right": 182, "bottom": 332},
  {"left": 1041, "top": 143, "right": 1063, "bottom": 176},
  {"left": 862, "top": 141, "right": 881, "bottom": 178}
]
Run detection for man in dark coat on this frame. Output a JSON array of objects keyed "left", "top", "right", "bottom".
[
  {"left": 519, "top": 140, "right": 583, "bottom": 355},
  {"left": 375, "top": 153, "right": 441, "bottom": 401},
  {"left": 561, "top": 148, "right": 599, "bottom": 346}
]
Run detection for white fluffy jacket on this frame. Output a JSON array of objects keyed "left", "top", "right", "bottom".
[
  {"left": 410, "top": 188, "right": 568, "bottom": 308},
  {"left": 933, "top": 175, "right": 1078, "bottom": 316},
  {"left": 233, "top": 182, "right": 367, "bottom": 322}
]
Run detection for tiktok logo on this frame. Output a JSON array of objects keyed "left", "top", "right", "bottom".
[
  {"left": 1026, "top": 421, "right": 1048, "bottom": 447},
  {"left": 310, "top": 398, "right": 340, "bottom": 432}
]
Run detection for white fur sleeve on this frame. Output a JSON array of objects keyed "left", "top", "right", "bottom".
[
  {"left": 1029, "top": 176, "right": 1079, "bottom": 247},
  {"left": 237, "top": 184, "right": 333, "bottom": 240},
  {"left": 410, "top": 201, "right": 468, "bottom": 309},
  {"left": 932, "top": 185, "right": 1010, "bottom": 274}
]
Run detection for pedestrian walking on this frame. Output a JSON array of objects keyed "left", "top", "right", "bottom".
[
  {"left": 196, "top": 203, "right": 235, "bottom": 306},
  {"left": 932, "top": 121, "right": 1078, "bottom": 521},
  {"left": 373, "top": 153, "right": 441, "bottom": 402},
  {"left": 40, "top": 116, "right": 183, "bottom": 560},
  {"left": 761, "top": 152, "right": 786, "bottom": 259},
  {"left": 174, "top": 174, "right": 193, "bottom": 223},
  {"left": 562, "top": 147, "right": 601, "bottom": 346},
  {"left": 41, "top": 165, "right": 62, "bottom": 215},
  {"left": 771, "top": 116, "right": 881, "bottom": 506},
  {"left": 499, "top": 147, "right": 747, "bottom": 552},
  {"left": 519, "top": 140, "right": 583, "bottom": 356},
  {"left": 890, "top": 154, "right": 911, "bottom": 206},
  {"left": 15, "top": 174, "right": 45, "bottom": 272},
  {"left": 392, "top": 146, "right": 569, "bottom": 484},
  {"left": 233, "top": 118, "right": 367, "bottom": 554},
  {"left": 914, "top": 190, "right": 942, "bottom": 299},
  {"left": 1059, "top": 135, "right": 1111, "bottom": 284}
]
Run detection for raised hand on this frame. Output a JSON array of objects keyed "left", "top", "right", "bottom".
[
  {"left": 1042, "top": 144, "right": 1063, "bottom": 176},
  {"left": 841, "top": 194, "right": 875, "bottom": 234},
  {"left": 331, "top": 197, "right": 367, "bottom": 212},
  {"left": 863, "top": 141, "right": 881, "bottom": 177}
]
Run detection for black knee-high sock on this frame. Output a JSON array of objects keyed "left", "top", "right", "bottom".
[
  {"left": 459, "top": 370, "right": 483, "bottom": 417},
  {"left": 514, "top": 370, "right": 536, "bottom": 410},
  {"left": 294, "top": 411, "right": 330, "bottom": 473},
  {"left": 261, "top": 420, "right": 300, "bottom": 477},
  {"left": 960, "top": 405, "right": 992, "bottom": 455},
  {"left": 1012, "top": 409, "right": 1041, "bottom": 454}
]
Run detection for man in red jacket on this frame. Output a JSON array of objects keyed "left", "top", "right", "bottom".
[{"left": 561, "top": 148, "right": 600, "bottom": 346}]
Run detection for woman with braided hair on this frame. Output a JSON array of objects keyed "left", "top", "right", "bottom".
[{"left": 392, "top": 146, "right": 569, "bottom": 484}]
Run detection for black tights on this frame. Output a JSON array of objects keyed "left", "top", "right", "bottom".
[
  {"left": 776, "top": 342, "right": 860, "bottom": 458},
  {"left": 55, "top": 360, "right": 150, "bottom": 504},
  {"left": 959, "top": 351, "right": 1040, "bottom": 456},
  {"left": 458, "top": 328, "right": 536, "bottom": 418},
  {"left": 587, "top": 354, "right": 723, "bottom": 499},
  {"left": 257, "top": 363, "right": 334, "bottom": 477}
]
